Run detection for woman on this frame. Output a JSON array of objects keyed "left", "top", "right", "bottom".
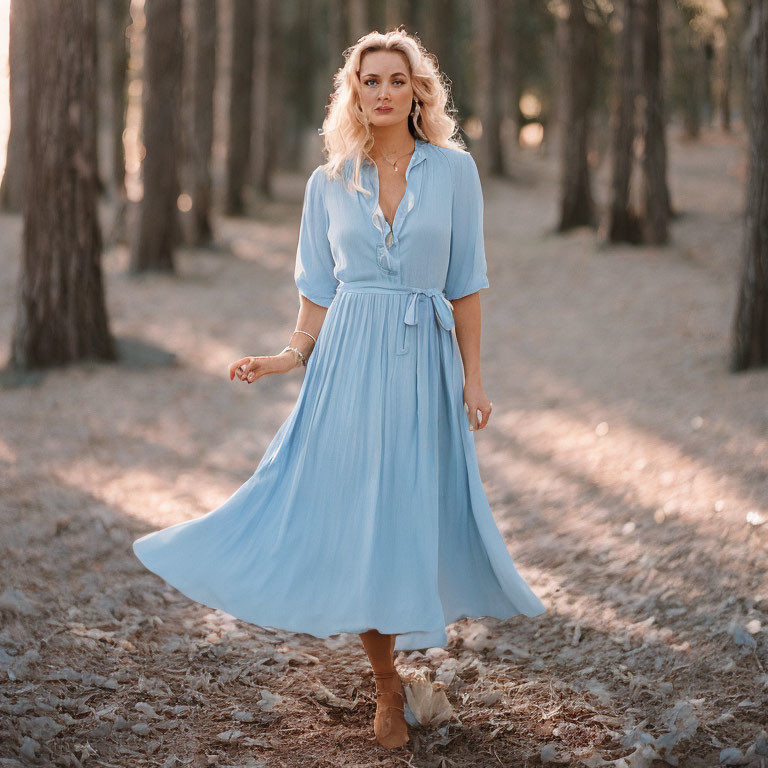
[{"left": 133, "top": 28, "right": 546, "bottom": 750}]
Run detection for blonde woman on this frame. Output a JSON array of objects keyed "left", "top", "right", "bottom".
[{"left": 133, "top": 27, "right": 546, "bottom": 751}]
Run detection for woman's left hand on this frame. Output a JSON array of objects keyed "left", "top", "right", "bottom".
[{"left": 463, "top": 382, "right": 493, "bottom": 431}]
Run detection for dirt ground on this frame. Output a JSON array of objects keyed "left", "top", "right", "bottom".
[{"left": 1, "top": 124, "right": 766, "bottom": 768}]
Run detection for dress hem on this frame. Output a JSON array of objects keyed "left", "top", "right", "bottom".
[{"left": 133, "top": 540, "right": 544, "bottom": 651}]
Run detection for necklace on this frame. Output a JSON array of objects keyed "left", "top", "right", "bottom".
[{"left": 370, "top": 140, "right": 415, "bottom": 172}]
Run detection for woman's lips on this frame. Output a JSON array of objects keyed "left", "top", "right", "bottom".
[{"left": 376, "top": 106, "right": 393, "bottom": 112}]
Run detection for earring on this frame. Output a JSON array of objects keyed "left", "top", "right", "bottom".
[{"left": 411, "top": 100, "right": 428, "bottom": 141}]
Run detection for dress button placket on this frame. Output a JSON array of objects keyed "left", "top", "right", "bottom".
[{"left": 368, "top": 146, "right": 424, "bottom": 276}]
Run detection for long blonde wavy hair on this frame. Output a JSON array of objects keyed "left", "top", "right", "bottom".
[{"left": 319, "top": 27, "right": 466, "bottom": 195}]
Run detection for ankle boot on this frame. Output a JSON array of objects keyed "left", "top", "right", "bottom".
[{"left": 372, "top": 669, "right": 409, "bottom": 749}]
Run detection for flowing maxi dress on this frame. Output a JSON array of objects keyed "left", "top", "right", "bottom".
[{"left": 132, "top": 138, "right": 547, "bottom": 651}]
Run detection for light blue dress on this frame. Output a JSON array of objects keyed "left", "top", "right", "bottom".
[{"left": 132, "top": 138, "right": 546, "bottom": 651}]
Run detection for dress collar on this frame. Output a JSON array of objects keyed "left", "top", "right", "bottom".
[
  {"left": 365, "top": 139, "right": 428, "bottom": 243},
  {"left": 343, "top": 138, "right": 428, "bottom": 182},
  {"left": 361, "top": 137, "right": 428, "bottom": 175}
]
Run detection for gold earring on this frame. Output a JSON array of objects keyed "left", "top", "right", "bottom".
[{"left": 412, "top": 101, "right": 428, "bottom": 140}]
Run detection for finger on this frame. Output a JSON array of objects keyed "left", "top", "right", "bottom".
[
  {"left": 230, "top": 357, "right": 250, "bottom": 380},
  {"left": 246, "top": 357, "right": 268, "bottom": 383},
  {"left": 477, "top": 406, "right": 490, "bottom": 430},
  {"left": 464, "top": 401, "right": 478, "bottom": 431},
  {"left": 241, "top": 357, "right": 258, "bottom": 382}
]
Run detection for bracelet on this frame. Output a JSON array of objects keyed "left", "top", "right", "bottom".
[
  {"left": 282, "top": 345, "right": 306, "bottom": 367},
  {"left": 292, "top": 329, "right": 317, "bottom": 344}
]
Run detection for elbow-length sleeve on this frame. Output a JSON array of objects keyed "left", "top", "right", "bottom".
[
  {"left": 444, "top": 150, "right": 490, "bottom": 301},
  {"left": 294, "top": 167, "right": 339, "bottom": 307}
]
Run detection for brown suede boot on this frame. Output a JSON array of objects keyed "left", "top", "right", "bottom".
[{"left": 372, "top": 669, "right": 409, "bottom": 749}]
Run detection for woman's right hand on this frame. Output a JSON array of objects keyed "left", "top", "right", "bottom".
[{"left": 229, "top": 351, "right": 297, "bottom": 384}]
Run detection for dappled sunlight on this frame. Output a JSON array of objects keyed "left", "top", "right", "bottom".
[
  {"left": 52, "top": 461, "right": 240, "bottom": 532},
  {"left": 224, "top": 222, "right": 300, "bottom": 269},
  {"left": 488, "top": 398, "right": 762, "bottom": 531},
  {"left": 118, "top": 310, "right": 302, "bottom": 382},
  {"left": 0, "top": 436, "right": 15, "bottom": 464}
]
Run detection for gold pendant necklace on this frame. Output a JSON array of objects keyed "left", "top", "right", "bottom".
[{"left": 372, "top": 141, "right": 415, "bottom": 172}]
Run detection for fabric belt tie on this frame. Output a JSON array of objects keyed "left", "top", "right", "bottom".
[
  {"left": 403, "top": 288, "right": 455, "bottom": 333},
  {"left": 333, "top": 283, "right": 454, "bottom": 356},
  {"left": 333, "top": 281, "right": 456, "bottom": 430}
]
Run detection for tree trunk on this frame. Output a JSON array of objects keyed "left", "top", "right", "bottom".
[
  {"left": 12, "top": 0, "right": 114, "bottom": 369},
  {"left": 367, "top": 0, "right": 384, "bottom": 32},
  {"left": 720, "top": 0, "right": 748, "bottom": 135},
  {"left": 328, "top": 0, "right": 345, "bottom": 88},
  {"left": 421, "top": 0, "right": 459, "bottom": 100},
  {"left": 225, "top": 0, "right": 254, "bottom": 215},
  {"left": 608, "top": 0, "right": 642, "bottom": 243},
  {"left": 550, "top": 10, "right": 568, "bottom": 163},
  {"left": 728, "top": 0, "right": 749, "bottom": 136},
  {"left": 109, "top": 0, "right": 131, "bottom": 196},
  {"left": 252, "top": 0, "right": 271, "bottom": 194},
  {"left": 416, "top": 0, "right": 464, "bottom": 131},
  {"left": 267, "top": 0, "right": 285, "bottom": 175},
  {"left": 679, "top": 16, "right": 703, "bottom": 140},
  {"left": 130, "top": 0, "right": 183, "bottom": 272},
  {"left": 473, "top": 0, "right": 503, "bottom": 174},
  {"left": 346, "top": 0, "right": 369, "bottom": 43},
  {"left": 0, "top": 0, "right": 29, "bottom": 212},
  {"left": 97, "top": 0, "right": 131, "bottom": 249},
  {"left": 731, "top": 0, "right": 768, "bottom": 370},
  {"left": 638, "top": 0, "right": 669, "bottom": 244},
  {"left": 558, "top": 0, "right": 597, "bottom": 231},
  {"left": 712, "top": 17, "right": 731, "bottom": 132},
  {"left": 385, "top": 0, "right": 416, "bottom": 30},
  {"left": 497, "top": 0, "right": 517, "bottom": 171},
  {"left": 190, "top": 0, "right": 217, "bottom": 244},
  {"left": 294, "top": 0, "right": 315, "bottom": 145}
]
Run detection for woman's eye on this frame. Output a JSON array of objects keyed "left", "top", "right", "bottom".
[{"left": 364, "top": 79, "right": 405, "bottom": 86}]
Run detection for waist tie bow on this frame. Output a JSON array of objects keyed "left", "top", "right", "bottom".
[
  {"left": 398, "top": 288, "right": 455, "bottom": 355},
  {"left": 331, "top": 282, "right": 456, "bottom": 427}
]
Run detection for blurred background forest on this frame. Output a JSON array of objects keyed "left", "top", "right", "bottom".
[
  {"left": 1, "top": 1, "right": 768, "bottom": 767},
  {"left": 0, "top": 0, "right": 766, "bottom": 372}
]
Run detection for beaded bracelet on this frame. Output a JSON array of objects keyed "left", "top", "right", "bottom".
[
  {"left": 282, "top": 345, "right": 306, "bottom": 367},
  {"left": 284, "top": 329, "right": 316, "bottom": 368}
]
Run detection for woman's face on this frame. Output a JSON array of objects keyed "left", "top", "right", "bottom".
[{"left": 358, "top": 49, "right": 414, "bottom": 129}]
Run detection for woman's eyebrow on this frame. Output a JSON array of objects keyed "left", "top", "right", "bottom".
[{"left": 361, "top": 72, "right": 408, "bottom": 78}]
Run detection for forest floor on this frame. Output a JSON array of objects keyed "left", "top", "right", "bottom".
[{"left": 1, "top": 124, "right": 767, "bottom": 768}]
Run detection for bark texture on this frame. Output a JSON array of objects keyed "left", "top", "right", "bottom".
[
  {"left": 190, "top": 0, "right": 217, "bottom": 243},
  {"left": 559, "top": 0, "right": 598, "bottom": 231},
  {"left": 12, "top": 0, "right": 114, "bottom": 369},
  {"left": 225, "top": 0, "right": 254, "bottom": 215},
  {"left": 130, "top": 0, "right": 183, "bottom": 271},
  {"left": 731, "top": 0, "right": 768, "bottom": 370}
]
